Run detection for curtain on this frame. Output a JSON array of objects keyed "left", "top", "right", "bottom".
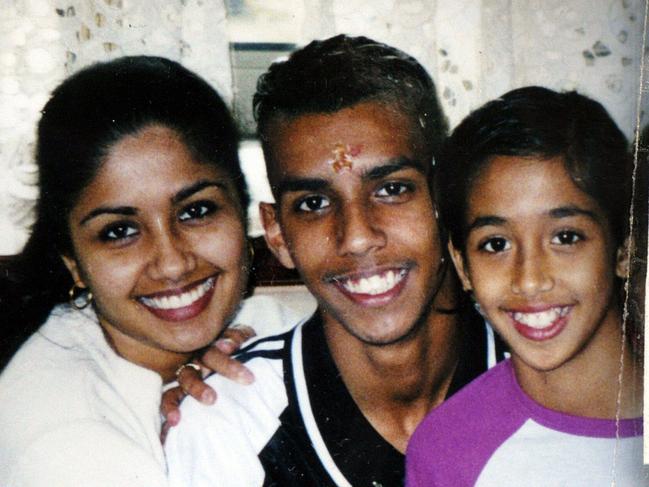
[
  {"left": 324, "top": 0, "right": 646, "bottom": 134},
  {"left": 0, "top": 0, "right": 231, "bottom": 254},
  {"left": 1, "top": 0, "right": 647, "bottom": 253}
]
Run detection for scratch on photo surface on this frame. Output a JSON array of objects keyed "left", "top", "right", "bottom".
[{"left": 624, "top": 0, "right": 649, "bottom": 471}]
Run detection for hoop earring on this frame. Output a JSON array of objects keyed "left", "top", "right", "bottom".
[
  {"left": 69, "top": 285, "right": 93, "bottom": 310},
  {"left": 248, "top": 240, "right": 255, "bottom": 263}
]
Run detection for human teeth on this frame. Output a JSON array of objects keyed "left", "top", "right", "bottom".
[
  {"left": 140, "top": 277, "right": 215, "bottom": 310},
  {"left": 513, "top": 306, "right": 568, "bottom": 329},
  {"left": 340, "top": 269, "right": 406, "bottom": 296},
  {"left": 385, "top": 270, "right": 395, "bottom": 288}
]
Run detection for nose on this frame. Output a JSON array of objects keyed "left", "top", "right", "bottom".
[
  {"left": 147, "top": 227, "right": 196, "bottom": 282},
  {"left": 511, "top": 246, "right": 554, "bottom": 297},
  {"left": 336, "top": 200, "right": 386, "bottom": 257}
]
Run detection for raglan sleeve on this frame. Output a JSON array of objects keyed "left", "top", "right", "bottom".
[{"left": 405, "top": 425, "right": 438, "bottom": 487}]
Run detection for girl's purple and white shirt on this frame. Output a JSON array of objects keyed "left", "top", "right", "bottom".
[{"left": 406, "top": 360, "right": 647, "bottom": 487}]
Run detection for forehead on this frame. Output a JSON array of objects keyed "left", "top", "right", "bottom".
[
  {"left": 468, "top": 155, "right": 601, "bottom": 218},
  {"left": 265, "top": 102, "right": 427, "bottom": 181},
  {"left": 78, "top": 125, "right": 225, "bottom": 205}
]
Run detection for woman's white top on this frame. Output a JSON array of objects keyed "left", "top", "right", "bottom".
[{"left": 0, "top": 295, "right": 303, "bottom": 486}]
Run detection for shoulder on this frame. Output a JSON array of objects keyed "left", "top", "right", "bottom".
[
  {"left": 0, "top": 307, "right": 99, "bottom": 429},
  {"left": 413, "top": 361, "right": 513, "bottom": 441},
  {"left": 1, "top": 305, "right": 107, "bottom": 375},
  {"left": 0, "top": 305, "right": 162, "bottom": 475},
  {"left": 232, "top": 294, "right": 311, "bottom": 339},
  {"left": 174, "top": 327, "right": 293, "bottom": 438},
  {"left": 0, "top": 305, "right": 145, "bottom": 414},
  {"left": 166, "top": 327, "right": 296, "bottom": 486},
  {"left": 406, "top": 360, "right": 527, "bottom": 486}
]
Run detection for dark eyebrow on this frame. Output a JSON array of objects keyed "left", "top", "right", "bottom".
[
  {"left": 79, "top": 180, "right": 225, "bottom": 225},
  {"left": 172, "top": 180, "right": 226, "bottom": 204},
  {"left": 80, "top": 206, "right": 137, "bottom": 225},
  {"left": 362, "top": 157, "right": 427, "bottom": 180},
  {"left": 467, "top": 215, "right": 507, "bottom": 233},
  {"left": 274, "top": 157, "right": 426, "bottom": 198},
  {"left": 549, "top": 205, "right": 600, "bottom": 222},
  {"left": 274, "top": 178, "right": 329, "bottom": 199},
  {"left": 466, "top": 205, "right": 601, "bottom": 234}
]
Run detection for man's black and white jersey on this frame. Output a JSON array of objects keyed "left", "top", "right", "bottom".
[{"left": 165, "top": 311, "right": 505, "bottom": 487}]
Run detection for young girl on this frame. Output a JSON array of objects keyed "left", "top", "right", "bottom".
[{"left": 406, "top": 87, "right": 646, "bottom": 486}]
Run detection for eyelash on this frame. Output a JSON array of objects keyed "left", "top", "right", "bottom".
[
  {"left": 97, "top": 201, "right": 219, "bottom": 244},
  {"left": 478, "top": 236, "right": 511, "bottom": 253},
  {"left": 294, "top": 195, "right": 331, "bottom": 213},
  {"left": 99, "top": 221, "right": 139, "bottom": 243},
  {"left": 477, "top": 229, "right": 587, "bottom": 254},
  {"left": 375, "top": 181, "right": 414, "bottom": 198},
  {"left": 292, "top": 180, "right": 415, "bottom": 214},
  {"left": 178, "top": 200, "right": 219, "bottom": 222},
  {"left": 551, "top": 229, "right": 585, "bottom": 245}
]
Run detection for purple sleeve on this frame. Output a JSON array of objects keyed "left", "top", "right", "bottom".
[
  {"left": 405, "top": 431, "right": 437, "bottom": 486},
  {"left": 405, "top": 361, "right": 528, "bottom": 486}
]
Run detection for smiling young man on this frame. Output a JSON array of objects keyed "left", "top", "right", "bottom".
[{"left": 165, "top": 35, "right": 505, "bottom": 487}]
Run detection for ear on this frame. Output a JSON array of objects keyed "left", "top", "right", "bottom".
[
  {"left": 447, "top": 240, "right": 473, "bottom": 292},
  {"left": 615, "top": 236, "right": 631, "bottom": 279},
  {"left": 259, "top": 202, "right": 296, "bottom": 270},
  {"left": 60, "top": 254, "right": 87, "bottom": 288}
]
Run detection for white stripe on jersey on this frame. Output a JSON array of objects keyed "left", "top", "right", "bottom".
[{"left": 291, "top": 324, "right": 353, "bottom": 487}]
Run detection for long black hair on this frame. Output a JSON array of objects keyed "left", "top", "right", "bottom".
[{"left": 2, "top": 56, "right": 247, "bottom": 367}]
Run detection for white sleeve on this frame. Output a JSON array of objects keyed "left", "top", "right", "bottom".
[
  {"left": 7, "top": 421, "right": 168, "bottom": 487},
  {"left": 229, "top": 294, "right": 310, "bottom": 339},
  {"left": 165, "top": 398, "right": 265, "bottom": 487},
  {"left": 165, "top": 359, "right": 287, "bottom": 487}
]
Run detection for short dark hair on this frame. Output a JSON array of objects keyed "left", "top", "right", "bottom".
[
  {"left": 21, "top": 55, "right": 247, "bottom": 304},
  {"left": 253, "top": 34, "right": 447, "bottom": 168},
  {"left": 437, "top": 86, "right": 632, "bottom": 252}
]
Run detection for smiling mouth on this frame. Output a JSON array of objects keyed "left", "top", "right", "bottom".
[
  {"left": 510, "top": 306, "right": 571, "bottom": 329},
  {"left": 139, "top": 277, "right": 215, "bottom": 311},
  {"left": 337, "top": 268, "right": 407, "bottom": 295},
  {"left": 329, "top": 267, "right": 409, "bottom": 306},
  {"left": 508, "top": 305, "right": 572, "bottom": 341}
]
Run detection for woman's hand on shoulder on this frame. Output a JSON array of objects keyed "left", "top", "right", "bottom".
[{"left": 160, "top": 325, "right": 256, "bottom": 440}]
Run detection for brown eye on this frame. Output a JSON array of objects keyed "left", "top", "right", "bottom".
[
  {"left": 551, "top": 230, "right": 583, "bottom": 245},
  {"left": 479, "top": 237, "right": 510, "bottom": 253},
  {"left": 178, "top": 201, "right": 218, "bottom": 221},
  {"left": 99, "top": 222, "right": 139, "bottom": 242},
  {"left": 376, "top": 181, "right": 412, "bottom": 197},
  {"left": 295, "top": 195, "right": 330, "bottom": 212}
]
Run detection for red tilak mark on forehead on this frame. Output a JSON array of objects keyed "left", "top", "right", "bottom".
[{"left": 330, "top": 143, "right": 362, "bottom": 173}]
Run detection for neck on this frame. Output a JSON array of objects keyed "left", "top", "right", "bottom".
[
  {"left": 323, "top": 277, "right": 462, "bottom": 453},
  {"left": 99, "top": 318, "right": 190, "bottom": 383},
  {"left": 147, "top": 352, "right": 191, "bottom": 383},
  {"left": 514, "top": 307, "right": 643, "bottom": 419}
]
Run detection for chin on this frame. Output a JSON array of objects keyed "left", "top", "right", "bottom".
[
  {"left": 166, "top": 327, "right": 221, "bottom": 353},
  {"left": 346, "top": 322, "right": 419, "bottom": 347},
  {"left": 512, "top": 350, "right": 569, "bottom": 374}
]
